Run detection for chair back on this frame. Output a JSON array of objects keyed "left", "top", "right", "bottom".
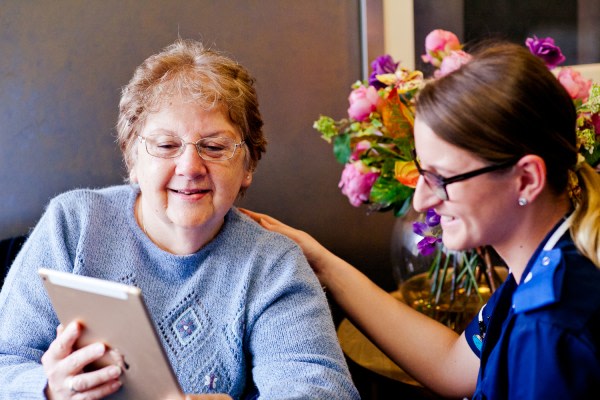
[{"left": 0, "top": 235, "right": 27, "bottom": 290}]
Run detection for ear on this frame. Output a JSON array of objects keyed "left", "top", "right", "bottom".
[
  {"left": 129, "top": 162, "right": 138, "bottom": 184},
  {"left": 515, "top": 154, "right": 546, "bottom": 203},
  {"left": 241, "top": 170, "right": 253, "bottom": 189},
  {"left": 127, "top": 142, "right": 139, "bottom": 183}
]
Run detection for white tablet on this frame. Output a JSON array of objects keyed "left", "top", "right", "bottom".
[{"left": 38, "top": 268, "right": 184, "bottom": 400}]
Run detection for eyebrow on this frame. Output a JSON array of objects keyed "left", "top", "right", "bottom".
[
  {"left": 146, "top": 129, "right": 238, "bottom": 139},
  {"left": 426, "top": 164, "right": 461, "bottom": 177},
  {"left": 415, "top": 153, "right": 458, "bottom": 176}
]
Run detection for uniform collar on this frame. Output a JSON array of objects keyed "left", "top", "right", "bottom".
[
  {"left": 519, "top": 213, "right": 573, "bottom": 285},
  {"left": 542, "top": 213, "right": 573, "bottom": 251},
  {"left": 512, "top": 214, "right": 573, "bottom": 313}
]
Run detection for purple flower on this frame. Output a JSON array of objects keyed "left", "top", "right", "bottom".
[
  {"left": 413, "top": 209, "right": 441, "bottom": 235},
  {"left": 417, "top": 236, "right": 440, "bottom": 256},
  {"left": 592, "top": 113, "right": 600, "bottom": 135},
  {"left": 368, "top": 55, "right": 399, "bottom": 89},
  {"left": 525, "top": 36, "right": 566, "bottom": 69},
  {"left": 425, "top": 208, "right": 441, "bottom": 227},
  {"left": 413, "top": 209, "right": 442, "bottom": 256},
  {"left": 412, "top": 220, "right": 428, "bottom": 236}
]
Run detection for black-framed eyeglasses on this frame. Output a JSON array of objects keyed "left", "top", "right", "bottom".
[
  {"left": 412, "top": 149, "right": 518, "bottom": 201},
  {"left": 137, "top": 134, "right": 245, "bottom": 161}
]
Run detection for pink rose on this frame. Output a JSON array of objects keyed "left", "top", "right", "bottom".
[
  {"left": 350, "top": 140, "right": 372, "bottom": 161},
  {"left": 434, "top": 50, "right": 472, "bottom": 78},
  {"left": 421, "top": 29, "right": 461, "bottom": 67},
  {"left": 347, "top": 85, "right": 380, "bottom": 121},
  {"left": 557, "top": 67, "right": 592, "bottom": 101},
  {"left": 338, "top": 161, "right": 379, "bottom": 207}
]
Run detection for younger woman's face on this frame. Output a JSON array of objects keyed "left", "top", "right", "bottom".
[{"left": 412, "top": 117, "right": 520, "bottom": 251}]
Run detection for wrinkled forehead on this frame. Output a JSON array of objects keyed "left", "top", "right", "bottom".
[
  {"left": 142, "top": 100, "right": 240, "bottom": 138},
  {"left": 145, "top": 76, "right": 222, "bottom": 115}
]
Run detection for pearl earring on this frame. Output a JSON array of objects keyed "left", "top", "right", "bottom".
[{"left": 518, "top": 197, "right": 528, "bottom": 206}]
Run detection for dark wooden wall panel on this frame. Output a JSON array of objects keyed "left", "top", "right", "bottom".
[
  {"left": 414, "top": 0, "right": 600, "bottom": 71},
  {"left": 0, "top": 0, "right": 397, "bottom": 290}
]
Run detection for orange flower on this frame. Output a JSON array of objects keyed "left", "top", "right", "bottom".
[
  {"left": 380, "top": 88, "right": 415, "bottom": 138},
  {"left": 394, "top": 160, "right": 419, "bottom": 188}
]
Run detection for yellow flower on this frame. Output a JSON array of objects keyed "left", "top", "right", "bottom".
[{"left": 394, "top": 160, "right": 419, "bottom": 188}]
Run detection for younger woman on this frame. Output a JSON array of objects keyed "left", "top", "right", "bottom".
[{"left": 244, "top": 43, "right": 600, "bottom": 398}]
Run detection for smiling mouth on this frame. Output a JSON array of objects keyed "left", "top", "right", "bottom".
[
  {"left": 441, "top": 215, "right": 456, "bottom": 223},
  {"left": 171, "top": 188, "right": 210, "bottom": 195}
]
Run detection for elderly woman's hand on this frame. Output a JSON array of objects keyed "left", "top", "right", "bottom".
[{"left": 41, "top": 322, "right": 122, "bottom": 399}]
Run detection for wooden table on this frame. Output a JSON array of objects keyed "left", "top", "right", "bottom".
[
  {"left": 336, "top": 291, "right": 422, "bottom": 386},
  {"left": 337, "top": 317, "right": 422, "bottom": 386}
]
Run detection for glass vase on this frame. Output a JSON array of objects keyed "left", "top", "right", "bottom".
[{"left": 390, "top": 207, "right": 507, "bottom": 332}]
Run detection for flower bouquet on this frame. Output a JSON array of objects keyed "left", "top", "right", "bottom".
[
  {"left": 314, "top": 29, "right": 600, "bottom": 330},
  {"left": 525, "top": 36, "right": 600, "bottom": 168},
  {"left": 313, "top": 56, "right": 423, "bottom": 217}
]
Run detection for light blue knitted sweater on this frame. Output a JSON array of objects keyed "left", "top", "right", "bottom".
[{"left": 0, "top": 185, "right": 359, "bottom": 399}]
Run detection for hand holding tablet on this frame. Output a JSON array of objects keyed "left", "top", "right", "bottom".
[{"left": 39, "top": 268, "right": 184, "bottom": 400}]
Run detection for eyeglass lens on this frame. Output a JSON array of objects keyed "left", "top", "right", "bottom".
[
  {"left": 411, "top": 150, "right": 448, "bottom": 199},
  {"left": 412, "top": 149, "right": 517, "bottom": 201},
  {"left": 141, "top": 134, "right": 242, "bottom": 161}
]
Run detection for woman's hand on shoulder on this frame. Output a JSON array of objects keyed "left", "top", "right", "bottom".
[{"left": 239, "top": 208, "right": 332, "bottom": 276}]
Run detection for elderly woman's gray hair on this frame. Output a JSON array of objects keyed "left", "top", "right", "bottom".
[{"left": 116, "top": 39, "right": 266, "bottom": 175}]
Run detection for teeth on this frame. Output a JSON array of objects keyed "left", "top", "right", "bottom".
[
  {"left": 176, "top": 189, "right": 207, "bottom": 195},
  {"left": 171, "top": 188, "right": 210, "bottom": 195}
]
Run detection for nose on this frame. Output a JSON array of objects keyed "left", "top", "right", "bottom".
[
  {"left": 412, "top": 176, "right": 442, "bottom": 212},
  {"left": 175, "top": 143, "right": 208, "bottom": 178}
]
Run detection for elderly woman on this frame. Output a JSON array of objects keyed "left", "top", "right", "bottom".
[{"left": 0, "top": 40, "right": 358, "bottom": 399}]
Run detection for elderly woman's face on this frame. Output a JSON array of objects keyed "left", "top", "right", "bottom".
[{"left": 130, "top": 97, "right": 251, "bottom": 243}]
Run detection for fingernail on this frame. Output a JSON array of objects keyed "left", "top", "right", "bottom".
[
  {"left": 108, "top": 365, "right": 122, "bottom": 377},
  {"left": 92, "top": 342, "right": 106, "bottom": 355}
]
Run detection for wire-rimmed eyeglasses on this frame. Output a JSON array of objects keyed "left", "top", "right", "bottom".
[
  {"left": 412, "top": 149, "right": 518, "bottom": 201},
  {"left": 137, "top": 134, "right": 245, "bottom": 161}
]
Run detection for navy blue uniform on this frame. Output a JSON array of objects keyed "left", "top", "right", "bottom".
[{"left": 465, "top": 217, "right": 600, "bottom": 399}]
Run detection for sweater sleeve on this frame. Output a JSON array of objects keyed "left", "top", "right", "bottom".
[
  {"left": 244, "top": 243, "right": 359, "bottom": 399},
  {"left": 0, "top": 196, "right": 78, "bottom": 399}
]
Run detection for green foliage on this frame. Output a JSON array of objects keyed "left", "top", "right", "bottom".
[
  {"left": 584, "top": 142, "right": 600, "bottom": 167},
  {"left": 312, "top": 116, "right": 338, "bottom": 143},
  {"left": 333, "top": 134, "right": 352, "bottom": 164},
  {"left": 369, "top": 175, "right": 414, "bottom": 215}
]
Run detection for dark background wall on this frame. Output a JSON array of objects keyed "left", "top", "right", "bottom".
[
  {"left": 413, "top": 0, "right": 600, "bottom": 74},
  {"left": 5, "top": 0, "right": 596, "bottom": 298},
  {"left": 0, "top": 1, "right": 398, "bottom": 291}
]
